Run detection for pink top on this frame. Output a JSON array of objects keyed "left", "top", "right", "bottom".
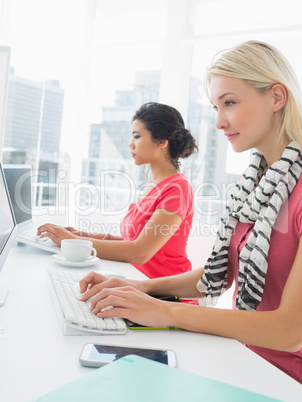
[
  {"left": 120, "top": 174, "right": 194, "bottom": 279},
  {"left": 228, "top": 176, "right": 302, "bottom": 383}
]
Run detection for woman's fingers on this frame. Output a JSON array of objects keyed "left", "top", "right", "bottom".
[
  {"left": 89, "top": 286, "right": 171, "bottom": 328},
  {"left": 79, "top": 271, "right": 107, "bottom": 294},
  {"left": 90, "top": 286, "right": 134, "bottom": 312},
  {"left": 37, "top": 223, "right": 59, "bottom": 235},
  {"left": 36, "top": 224, "right": 77, "bottom": 245},
  {"left": 79, "top": 274, "right": 131, "bottom": 300}
]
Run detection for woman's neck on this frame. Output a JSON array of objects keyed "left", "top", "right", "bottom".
[
  {"left": 149, "top": 161, "right": 178, "bottom": 183},
  {"left": 261, "top": 137, "right": 290, "bottom": 166}
]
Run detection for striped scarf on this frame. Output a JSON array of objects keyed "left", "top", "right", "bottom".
[{"left": 196, "top": 141, "right": 302, "bottom": 311}]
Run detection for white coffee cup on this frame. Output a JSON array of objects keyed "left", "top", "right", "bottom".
[{"left": 61, "top": 239, "right": 97, "bottom": 262}]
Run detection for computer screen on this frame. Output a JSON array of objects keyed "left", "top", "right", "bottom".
[
  {"left": 3, "top": 165, "right": 32, "bottom": 224},
  {"left": 0, "top": 162, "right": 17, "bottom": 306}
]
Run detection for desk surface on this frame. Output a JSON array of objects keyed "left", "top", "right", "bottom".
[{"left": 0, "top": 244, "right": 301, "bottom": 402}]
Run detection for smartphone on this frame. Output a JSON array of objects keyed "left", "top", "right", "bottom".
[{"left": 79, "top": 343, "right": 177, "bottom": 368}]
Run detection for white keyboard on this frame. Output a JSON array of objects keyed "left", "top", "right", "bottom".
[
  {"left": 17, "top": 223, "right": 60, "bottom": 253},
  {"left": 18, "top": 222, "right": 46, "bottom": 239},
  {"left": 19, "top": 224, "right": 40, "bottom": 238},
  {"left": 48, "top": 269, "right": 127, "bottom": 335}
]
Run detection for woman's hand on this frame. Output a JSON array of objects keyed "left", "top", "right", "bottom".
[
  {"left": 79, "top": 271, "right": 145, "bottom": 298},
  {"left": 79, "top": 271, "right": 173, "bottom": 327},
  {"left": 78, "top": 271, "right": 173, "bottom": 327},
  {"left": 37, "top": 223, "right": 78, "bottom": 245},
  {"left": 94, "top": 286, "right": 175, "bottom": 328}
]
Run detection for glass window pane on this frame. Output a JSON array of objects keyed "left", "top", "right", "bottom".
[{"left": 1, "top": 0, "right": 167, "bottom": 216}]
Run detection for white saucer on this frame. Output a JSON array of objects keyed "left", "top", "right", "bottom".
[{"left": 51, "top": 253, "right": 99, "bottom": 267}]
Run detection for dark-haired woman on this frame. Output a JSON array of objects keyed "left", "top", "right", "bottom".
[{"left": 38, "top": 102, "right": 198, "bottom": 280}]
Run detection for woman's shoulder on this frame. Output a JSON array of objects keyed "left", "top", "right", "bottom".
[
  {"left": 160, "top": 173, "right": 191, "bottom": 186},
  {"left": 159, "top": 173, "right": 193, "bottom": 193}
]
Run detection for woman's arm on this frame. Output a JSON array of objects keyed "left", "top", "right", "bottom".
[
  {"left": 79, "top": 266, "right": 205, "bottom": 301},
  {"left": 80, "top": 260, "right": 233, "bottom": 301},
  {"left": 84, "top": 237, "right": 302, "bottom": 353},
  {"left": 38, "top": 208, "right": 183, "bottom": 265},
  {"left": 63, "top": 227, "right": 123, "bottom": 241},
  {"left": 90, "top": 208, "right": 183, "bottom": 264}
]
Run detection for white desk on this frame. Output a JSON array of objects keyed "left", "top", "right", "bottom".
[{"left": 0, "top": 244, "right": 301, "bottom": 402}]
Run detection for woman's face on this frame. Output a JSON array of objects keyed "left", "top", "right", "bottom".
[
  {"left": 209, "top": 74, "right": 280, "bottom": 158},
  {"left": 129, "top": 119, "right": 164, "bottom": 166}
]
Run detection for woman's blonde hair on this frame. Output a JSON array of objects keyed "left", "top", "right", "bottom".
[{"left": 205, "top": 40, "right": 302, "bottom": 146}]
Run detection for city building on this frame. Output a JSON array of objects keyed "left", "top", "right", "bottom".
[{"left": 3, "top": 69, "right": 65, "bottom": 205}]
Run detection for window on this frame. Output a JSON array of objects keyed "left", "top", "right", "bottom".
[{"left": 1, "top": 0, "right": 302, "bottom": 230}]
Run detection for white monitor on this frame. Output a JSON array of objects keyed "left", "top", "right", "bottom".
[{"left": 0, "top": 162, "right": 17, "bottom": 306}]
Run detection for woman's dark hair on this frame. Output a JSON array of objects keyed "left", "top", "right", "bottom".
[{"left": 132, "top": 102, "right": 198, "bottom": 170}]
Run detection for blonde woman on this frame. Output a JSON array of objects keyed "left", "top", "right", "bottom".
[{"left": 79, "top": 41, "right": 302, "bottom": 383}]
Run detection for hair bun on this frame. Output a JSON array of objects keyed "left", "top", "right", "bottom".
[{"left": 169, "top": 127, "right": 198, "bottom": 162}]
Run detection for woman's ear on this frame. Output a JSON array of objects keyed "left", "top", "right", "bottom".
[
  {"left": 159, "top": 139, "right": 169, "bottom": 149},
  {"left": 271, "top": 84, "right": 287, "bottom": 112}
]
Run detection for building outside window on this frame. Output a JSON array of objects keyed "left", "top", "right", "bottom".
[{"left": 1, "top": 0, "right": 302, "bottom": 231}]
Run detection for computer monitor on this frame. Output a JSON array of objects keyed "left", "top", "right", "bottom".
[
  {"left": 0, "top": 162, "right": 17, "bottom": 306},
  {"left": 3, "top": 165, "right": 32, "bottom": 225}
]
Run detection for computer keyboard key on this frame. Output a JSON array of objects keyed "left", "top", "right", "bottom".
[
  {"left": 96, "top": 319, "right": 107, "bottom": 330},
  {"left": 114, "top": 317, "right": 127, "bottom": 330},
  {"left": 104, "top": 317, "right": 117, "bottom": 330}
]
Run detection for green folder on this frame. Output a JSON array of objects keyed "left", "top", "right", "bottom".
[{"left": 34, "top": 355, "right": 282, "bottom": 402}]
